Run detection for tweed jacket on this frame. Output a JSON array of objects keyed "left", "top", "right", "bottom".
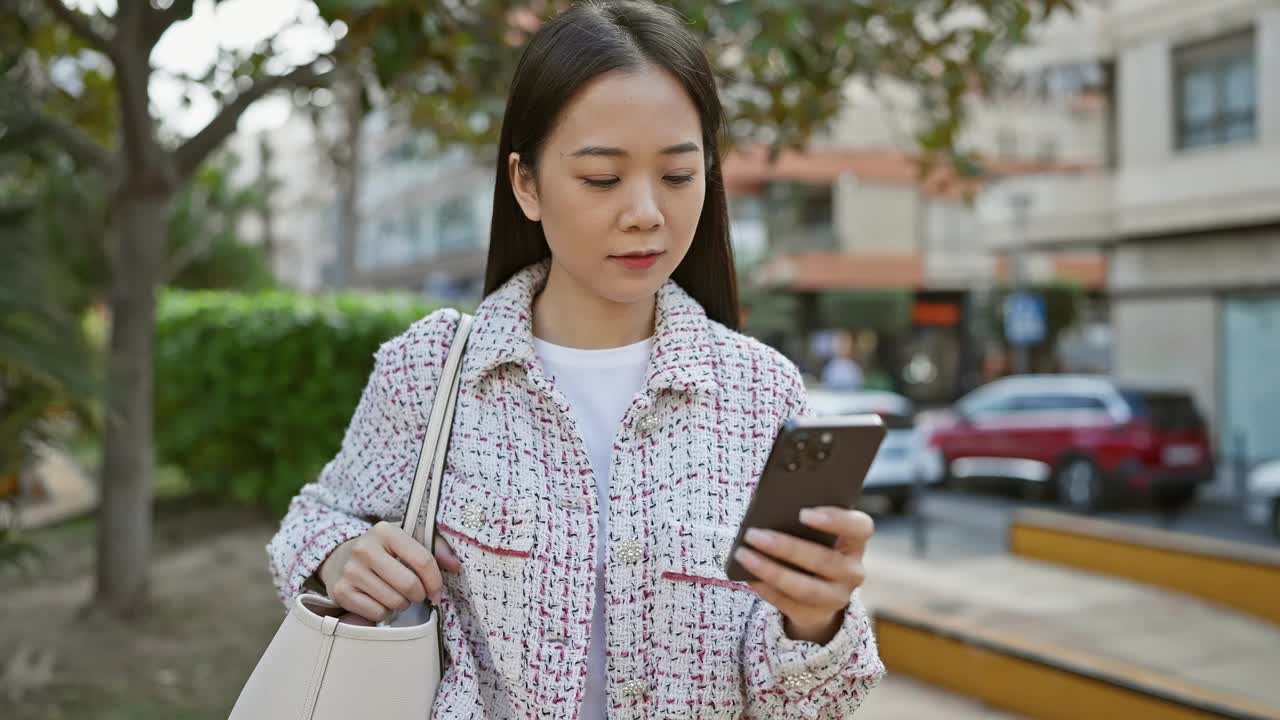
[{"left": 267, "top": 261, "right": 884, "bottom": 719}]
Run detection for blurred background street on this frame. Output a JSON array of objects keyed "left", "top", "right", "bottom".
[{"left": 3, "top": 0, "right": 1279, "bottom": 718}]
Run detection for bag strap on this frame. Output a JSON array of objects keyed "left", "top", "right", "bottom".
[{"left": 403, "top": 312, "right": 474, "bottom": 546}]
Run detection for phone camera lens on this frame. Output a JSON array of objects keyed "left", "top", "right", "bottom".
[
  {"left": 785, "top": 460, "right": 800, "bottom": 472},
  {"left": 815, "top": 450, "right": 829, "bottom": 462},
  {"left": 820, "top": 432, "right": 834, "bottom": 445}
]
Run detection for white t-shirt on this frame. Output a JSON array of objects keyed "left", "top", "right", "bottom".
[{"left": 532, "top": 335, "right": 653, "bottom": 720}]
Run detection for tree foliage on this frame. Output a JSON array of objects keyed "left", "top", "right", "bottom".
[
  {"left": 0, "top": 0, "right": 1073, "bottom": 615},
  {"left": 315, "top": 0, "right": 1073, "bottom": 159}
]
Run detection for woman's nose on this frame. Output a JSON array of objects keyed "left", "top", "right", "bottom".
[{"left": 620, "top": 183, "right": 664, "bottom": 232}]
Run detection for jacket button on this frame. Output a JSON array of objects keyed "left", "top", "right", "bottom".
[
  {"left": 462, "top": 504, "right": 485, "bottom": 530},
  {"left": 617, "top": 540, "right": 644, "bottom": 564},
  {"left": 637, "top": 412, "right": 659, "bottom": 435},
  {"left": 780, "top": 671, "right": 817, "bottom": 691},
  {"left": 622, "top": 679, "right": 648, "bottom": 697}
]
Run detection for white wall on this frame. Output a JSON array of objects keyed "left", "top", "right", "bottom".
[
  {"left": 831, "top": 79, "right": 922, "bottom": 150},
  {"left": 834, "top": 183, "right": 920, "bottom": 254},
  {"left": 925, "top": 200, "right": 995, "bottom": 286},
  {"left": 1109, "top": 226, "right": 1280, "bottom": 292},
  {"left": 978, "top": 174, "right": 1116, "bottom": 248},
  {"left": 1105, "top": 0, "right": 1265, "bottom": 50},
  {"left": 1112, "top": 295, "right": 1219, "bottom": 430},
  {"left": 835, "top": 77, "right": 1108, "bottom": 167},
  {"left": 1116, "top": 42, "right": 1173, "bottom": 168},
  {"left": 963, "top": 94, "right": 1109, "bottom": 166},
  {"left": 1258, "top": 8, "right": 1280, "bottom": 144}
]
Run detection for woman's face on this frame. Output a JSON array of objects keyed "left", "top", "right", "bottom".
[{"left": 509, "top": 67, "right": 706, "bottom": 306}]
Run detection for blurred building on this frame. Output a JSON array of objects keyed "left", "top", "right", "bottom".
[
  {"left": 352, "top": 114, "right": 493, "bottom": 302},
  {"left": 985, "top": 0, "right": 1280, "bottom": 472},
  {"left": 732, "top": 4, "right": 1111, "bottom": 405},
  {"left": 229, "top": 110, "right": 341, "bottom": 292},
  {"left": 232, "top": 106, "right": 494, "bottom": 302}
]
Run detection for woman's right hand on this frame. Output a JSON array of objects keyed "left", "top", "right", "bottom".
[{"left": 318, "top": 521, "right": 462, "bottom": 624}]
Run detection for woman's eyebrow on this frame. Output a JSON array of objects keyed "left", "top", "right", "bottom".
[{"left": 568, "top": 142, "right": 701, "bottom": 158}]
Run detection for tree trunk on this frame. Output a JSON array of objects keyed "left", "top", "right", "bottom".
[
  {"left": 257, "top": 135, "right": 276, "bottom": 275},
  {"left": 334, "top": 74, "right": 363, "bottom": 288},
  {"left": 95, "top": 189, "right": 168, "bottom": 617}
]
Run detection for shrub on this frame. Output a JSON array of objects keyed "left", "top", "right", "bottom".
[{"left": 155, "top": 289, "right": 456, "bottom": 515}]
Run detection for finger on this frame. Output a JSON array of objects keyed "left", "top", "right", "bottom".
[
  {"left": 348, "top": 563, "right": 412, "bottom": 612},
  {"left": 385, "top": 529, "right": 445, "bottom": 601},
  {"left": 349, "top": 537, "right": 420, "bottom": 604},
  {"left": 800, "top": 507, "right": 875, "bottom": 554},
  {"left": 743, "top": 527, "right": 848, "bottom": 581},
  {"left": 434, "top": 535, "right": 463, "bottom": 572},
  {"left": 748, "top": 580, "right": 808, "bottom": 620},
  {"left": 366, "top": 549, "right": 429, "bottom": 604},
  {"left": 333, "top": 585, "right": 390, "bottom": 623},
  {"left": 733, "top": 546, "right": 849, "bottom": 609}
]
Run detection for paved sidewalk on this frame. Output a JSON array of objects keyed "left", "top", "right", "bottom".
[
  {"left": 859, "top": 675, "right": 1019, "bottom": 719},
  {"left": 861, "top": 533, "right": 1280, "bottom": 711}
]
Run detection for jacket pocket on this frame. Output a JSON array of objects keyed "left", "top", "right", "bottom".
[
  {"left": 658, "top": 522, "right": 752, "bottom": 592},
  {"left": 652, "top": 523, "right": 752, "bottom": 719},
  {"left": 434, "top": 485, "right": 538, "bottom": 688},
  {"left": 435, "top": 485, "right": 536, "bottom": 558}
]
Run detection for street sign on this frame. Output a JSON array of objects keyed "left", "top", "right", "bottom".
[{"left": 1004, "top": 292, "right": 1046, "bottom": 346}]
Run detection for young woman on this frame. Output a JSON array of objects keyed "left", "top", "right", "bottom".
[{"left": 268, "top": 2, "right": 883, "bottom": 717}]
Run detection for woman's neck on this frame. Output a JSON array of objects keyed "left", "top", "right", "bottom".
[{"left": 532, "top": 261, "right": 656, "bottom": 349}]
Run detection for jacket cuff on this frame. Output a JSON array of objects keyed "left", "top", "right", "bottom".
[
  {"left": 748, "top": 592, "right": 884, "bottom": 701},
  {"left": 270, "top": 511, "right": 372, "bottom": 606}
]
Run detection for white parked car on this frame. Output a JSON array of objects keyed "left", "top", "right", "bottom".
[
  {"left": 806, "top": 388, "right": 934, "bottom": 514},
  {"left": 1246, "top": 460, "right": 1280, "bottom": 538}
]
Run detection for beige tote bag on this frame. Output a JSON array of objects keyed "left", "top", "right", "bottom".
[{"left": 229, "top": 313, "right": 474, "bottom": 720}]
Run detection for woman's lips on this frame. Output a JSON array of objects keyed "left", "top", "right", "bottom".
[{"left": 611, "top": 251, "right": 663, "bottom": 270}]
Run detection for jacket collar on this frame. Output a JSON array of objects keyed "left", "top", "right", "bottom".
[{"left": 460, "top": 260, "right": 719, "bottom": 394}]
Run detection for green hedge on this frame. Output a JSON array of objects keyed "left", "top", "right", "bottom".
[{"left": 155, "top": 289, "right": 455, "bottom": 515}]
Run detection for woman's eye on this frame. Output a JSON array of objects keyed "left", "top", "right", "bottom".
[
  {"left": 665, "top": 175, "right": 695, "bottom": 186},
  {"left": 583, "top": 177, "right": 620, "bottom": 189}
]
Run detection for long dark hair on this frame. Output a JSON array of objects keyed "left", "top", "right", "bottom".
[{"left": 483, "top": 0, "right": 740, "bottom": 329}]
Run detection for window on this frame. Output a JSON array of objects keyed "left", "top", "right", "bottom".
[
  {"left": 958, "top": 390, "right": 1017, "bottom": 419},
  {"left": 798, "top": 185, "right": 834, "bottom": 229},
  {"left": 768, "top": 183, "right": 834, "bottom": 250},
  {"left": 1012, "top": 394, "right": 1108, "bottom": 412},
  {"left": 1121, "top": 391, "right": 1205, "bottom": 431},
  {"left": 1174, "top": 29, "right": 1256, "bottom": 149}
]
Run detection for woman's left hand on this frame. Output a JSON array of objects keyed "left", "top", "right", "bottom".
[{"left": 734, "top": 507, "right": 874, "bottom": 645}]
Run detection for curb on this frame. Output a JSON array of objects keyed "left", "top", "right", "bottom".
[
  {"left": 874, "top": 604, "right": 1280, "bottom": 720},
  {"left": 1009, "top": 509, "right": 1280, "bottom": 625}
]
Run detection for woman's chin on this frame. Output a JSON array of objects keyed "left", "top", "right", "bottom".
[{"left": 595, "top": 271, "right": 670, "bottom": 305}]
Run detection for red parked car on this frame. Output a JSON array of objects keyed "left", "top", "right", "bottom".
[{"left": 917, "top": 376, "right": 1214, "bottom": 513}]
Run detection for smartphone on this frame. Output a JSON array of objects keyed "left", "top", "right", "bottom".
[{"left": 724, "top": 414, "right": 887, "bottom": 583}]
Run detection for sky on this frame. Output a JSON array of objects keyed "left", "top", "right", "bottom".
[{"left": 71, "top": 0, "right": 337, "bottom": 137}]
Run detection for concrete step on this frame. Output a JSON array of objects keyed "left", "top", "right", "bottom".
[
  {"left": 863, "top": 536, "right": 1280, "bottom": 718},
  {"left": 859, "top": 674, "right": 1020, "bottom": 719}
]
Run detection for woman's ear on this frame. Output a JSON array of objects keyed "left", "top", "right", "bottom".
[{"left": 508, "top": 152, "right": 541, "bottom": 222}]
